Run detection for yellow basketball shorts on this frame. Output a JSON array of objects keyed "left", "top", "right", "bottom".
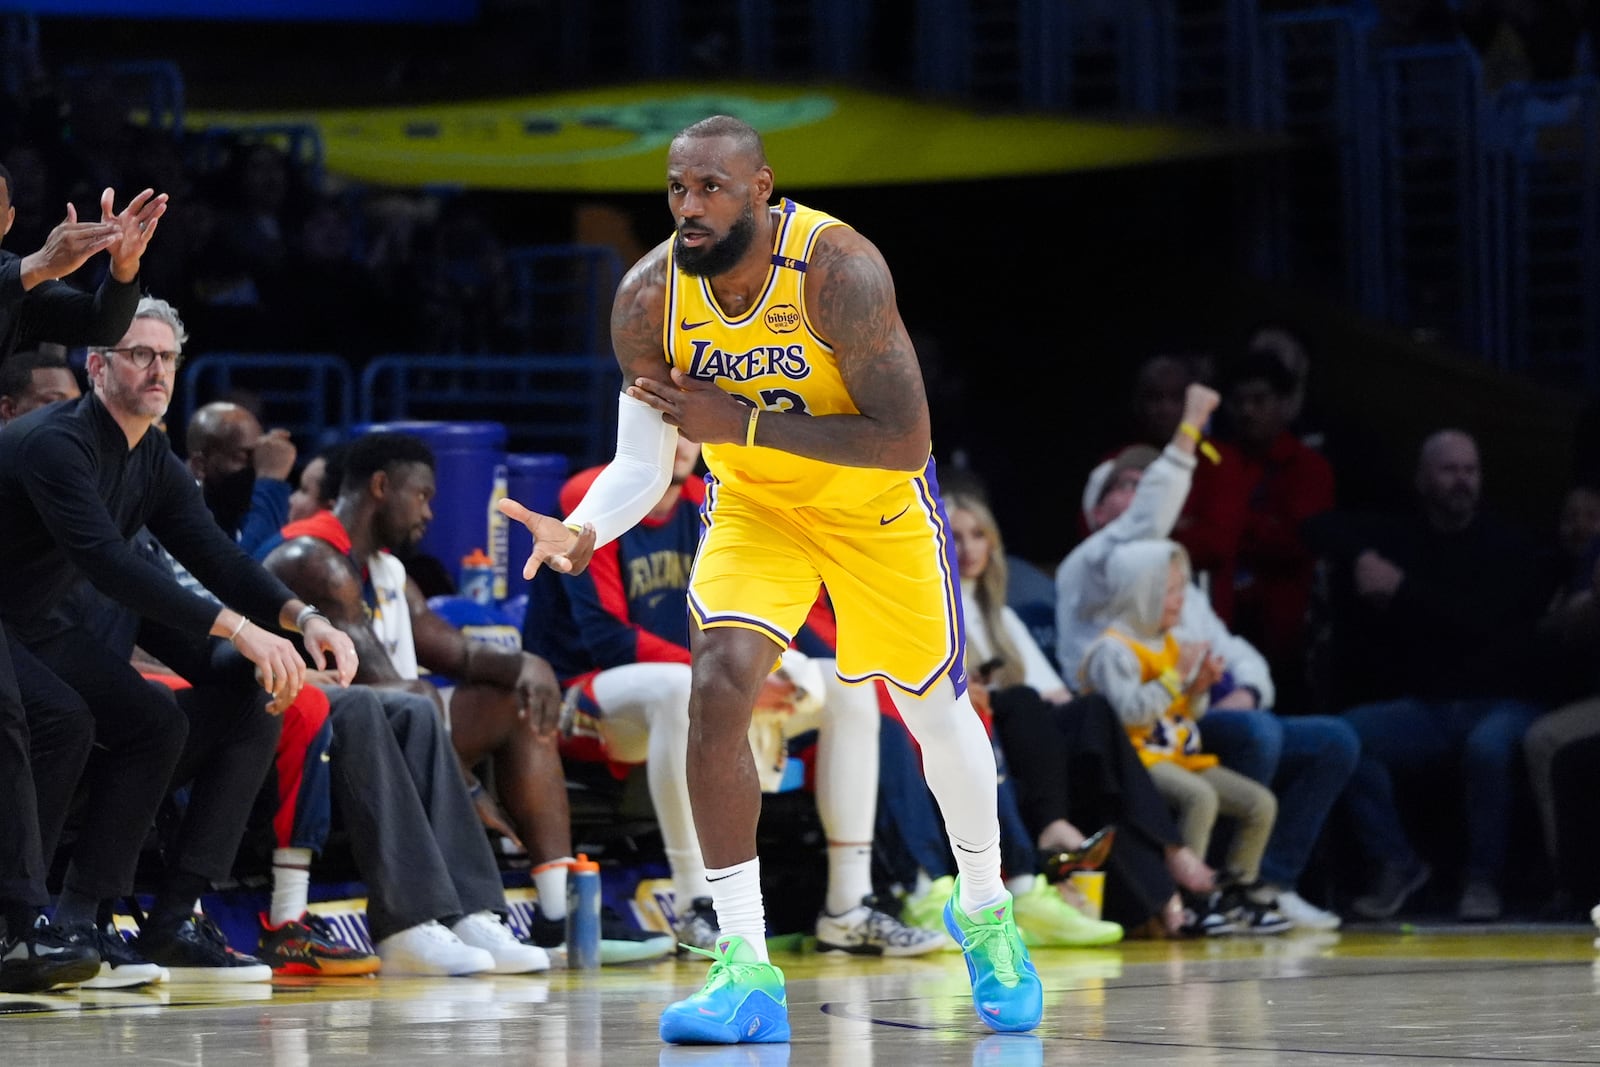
[{"left": 687, "top": 470, "right": 969, "bottom": 697}]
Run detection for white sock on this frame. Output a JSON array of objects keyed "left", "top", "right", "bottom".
[
  {"left": 271, "top": 848, "right": 313, "bottom": 926},
  {"left": 825, "top": 844, "right": 874, "bottom": 916},
  {"left": 533, "top": 859, "right": 572, "bottom": 921},
  {"left": 667, "top": 847, "right": 709, "bottom": 918},
  {"left": 704, "top": 858, "right": 769, "bottom": 962},
  {"left": 951, "top": 831, "right": 1007, "bottom": 916}
]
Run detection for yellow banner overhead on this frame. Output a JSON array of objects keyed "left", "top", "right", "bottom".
[{"left": 188, "top": 81, "right": 1270, "bottom": 192}]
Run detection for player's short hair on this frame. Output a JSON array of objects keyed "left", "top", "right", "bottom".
[{"left": 341, "top": 432, "right": 436, "bottom": 496}]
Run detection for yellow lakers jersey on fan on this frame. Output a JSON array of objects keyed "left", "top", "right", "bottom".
[{"left": 664, "top": 198, "right": 912, "bottom": 510}]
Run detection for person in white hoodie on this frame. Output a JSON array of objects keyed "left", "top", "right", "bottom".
[
  {"left": 1056, "top": 383, "right": 1358, "bottom": 931},
  {"left": 1081, "top": 539, "right": 1287, "bottom": 936}
]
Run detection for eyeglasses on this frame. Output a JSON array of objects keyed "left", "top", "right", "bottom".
[{"left": 105, "top": 345, "right": 183, "bottom": 370}]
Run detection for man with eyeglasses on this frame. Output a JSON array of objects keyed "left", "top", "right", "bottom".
[
  {"left": 0, "top": 295, "right": 359, "bottom": 985},
  {"left": 0, "top": 171, "right": 167, "bottom": 992}
]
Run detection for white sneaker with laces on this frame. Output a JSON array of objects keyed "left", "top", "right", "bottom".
[
  {"left": 450, "top": 912, "right": 551, "bottom": 974},
  {"left": 816, "top": 899, "right": 948, "bottom": 957},
  {"left": 1275, "top": 891, "right": 1342, "bottom": 931},
  {"left": 376, "top": 921, "right": 495, "bottom": 977}
]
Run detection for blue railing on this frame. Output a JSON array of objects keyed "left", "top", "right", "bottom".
[
  {"left": 178, "top": 352, "right": 353, "bottom": 448},
  {"left": 358, "top": 353, "right": 621, "bottom": 467}
]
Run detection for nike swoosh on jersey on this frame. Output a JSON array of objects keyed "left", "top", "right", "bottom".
[
  {"left": 879, "top": 505, "right": 911, "bottom": 526},
  {"left": 679, "top": 318, "right": 713, "bottom": 331}
]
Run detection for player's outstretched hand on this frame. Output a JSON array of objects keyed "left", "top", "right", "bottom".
[{"left": 496, "top": 498, "right": 597, "bottom": 577}]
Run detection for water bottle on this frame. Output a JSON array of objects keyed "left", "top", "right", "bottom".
[
  {"left": 459, "top": 547, "right": 495, "bottom": 606},
  {"left": 566, "top": 854, "right": 602, "bottom": 971}
]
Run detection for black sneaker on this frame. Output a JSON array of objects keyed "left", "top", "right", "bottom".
[
  {"left": 1219, "top": 884, "right": 1295, "bottom": 936},
  {"left": 1351, "top": 859, "right": 1431, "bottom": 921},
  {"left": 135, "top": 914, "right": 273, "bottom": 983},
  {"left": 259, "top": 913, "right": 380, "bottom": 977},
  {"left": 522, "top": 907, "right": 674, "bottom": 964},
  {"left": 64, "top": 923, "right": 168, "bottom": 989},
  {"left": 0, "top": 916, "right": 100, "bottom": 993},
  {"left": 670, "top": 896, "right": 721, "bottom": 953}
]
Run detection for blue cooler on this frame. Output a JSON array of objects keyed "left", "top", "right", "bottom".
[
  {"left": 504, "top": 453, "right": 570, "bottom": 599},
  {"left": 353, "top": 420, "right": 508, "bottom": 593}
]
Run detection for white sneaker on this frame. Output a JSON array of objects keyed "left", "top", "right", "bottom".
[
  {"left": 376, "top": 921, "right": 495, "bottom": 977},
  {"left": 450, "top": 912, "right": 550, "bottom": 974},
  {"left": 816, "top": 898, "right": 948, "bottom": 957},
  {"left": 1274, "top": 890, "right": 1342, "bottom": 931}
]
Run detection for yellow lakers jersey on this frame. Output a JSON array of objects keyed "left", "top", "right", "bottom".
[{"left": 664, "top": 198, "right": 915, "bottom": 510}]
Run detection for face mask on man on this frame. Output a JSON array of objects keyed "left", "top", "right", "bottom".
[{"left": 204, "top": 465, "right": 257, "bottom": 536}]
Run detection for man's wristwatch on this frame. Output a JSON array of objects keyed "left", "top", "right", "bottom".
[{"left": 295, "top": 604, "right": 330, "bottom": 633}]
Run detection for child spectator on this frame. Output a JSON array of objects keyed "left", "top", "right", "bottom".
[{"left": 1080, "top": 540, "right": 1290, "bottom": 933}]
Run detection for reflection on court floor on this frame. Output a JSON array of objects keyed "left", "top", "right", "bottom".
[{"left": 5, "top": 928, "right": 1598, "bottom": 1066}]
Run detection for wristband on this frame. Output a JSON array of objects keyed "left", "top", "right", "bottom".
[
  {"left": 563, "top": 521, "right": 584, "bottom": 537},
  {"left": 1177, "top": 422, "right": 1221, "bottom": 464},
  {"left": 745, "top": 406, "right": 761, "bottom": 448},
  {"left": 227, "top": 616, "right": 249, "bottom": 644},
  {"left": 294, "top": 604, "right": 328, "bottom": 633}
]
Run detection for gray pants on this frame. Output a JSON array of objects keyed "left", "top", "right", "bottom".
[
  {"left": 1523, "top": 696, "right": 1600, "bottom": 868},
  {"left": 1147, "top": 760, "right": 1278, "bottom": 884},
  {"left": 325, "top": 687, "right": 506, "bottom": 943}
]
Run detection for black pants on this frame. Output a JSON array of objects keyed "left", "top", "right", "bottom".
[
  {"left": 15, "top": 628, "right": 188, "bottom": 901},
  {"left": 992, "top": 689, "right": 1182, "bottom": 927},
  {"left": 0, "top": 625, "right": 95, "bottom": 909},
  {"left": 137, "top": 623, "right": 283, "bottom": 888},
  {"left": 327, "top": 687, "right": 505, "bottom": 943}
]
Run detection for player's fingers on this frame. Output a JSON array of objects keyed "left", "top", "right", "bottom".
[{"left": 496, "top": 497, "right": 536, "bottom": 525}]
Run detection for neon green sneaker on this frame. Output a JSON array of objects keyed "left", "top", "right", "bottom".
[
  {"left": 1012, "top": 875, "right": 1124, "bottom": 947},
  {"left": 942, "top": 878, "right": 1043, "bottom": 1033},
  {"left": 659, "top": 935, "right": 789, "bottom": 1045},
  {"left": 902, "top": 875, "right": 956, "bottom": 933}
]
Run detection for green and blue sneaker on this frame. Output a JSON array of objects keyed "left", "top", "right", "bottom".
[
  {"left": 942, "top": 878, "right": 1044, "bottom": 1033},
  {"left": 659, "top": 935, "right": 790, "bottom": 1045}
]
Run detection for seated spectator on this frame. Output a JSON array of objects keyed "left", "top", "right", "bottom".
[
  {"left": 1521, "top": 483, "right": 1600, "bottom": 909},
  {"left": 0, "top": 348, "right": 81, "bottom": 422},
  {"left": 525, "top": 438, "right": 943, "bottom": 956},
  {"left": 252, "top": 441, "right": 348, "bottom": 562},
  {"left": 1220, "top": 347, "right": 1337, "bottom": 713},
  {"left": 1060, "top": 384, "right": 1359, "bottom": 931},
  {"left": 0, "top": 296, "right": 356, "bottom": 985},
  {"left": 0, "top": 175, "right": 162, "bottom": 995},
  {"left": 1079, "top": 540, "right": 1291, "bottom": 934},
  {"left": 184, "top": 401, "right": 298, "bottom": 557},
  {"left": 122, "top": 423, "right": 547, "bottom": 977},
  {"left": 947, "top": 491, "right": 1201, "bottom": 940},
  {"left": 1306, "top": 430, "right": 1552, "bottom": 921},
  {"left": 264, "top": 432, "right": 670, "bottom": 963}
]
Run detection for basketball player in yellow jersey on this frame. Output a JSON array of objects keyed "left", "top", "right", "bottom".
[{"left": 498, "top": 115, "right": 1042, "bottom": 1044}]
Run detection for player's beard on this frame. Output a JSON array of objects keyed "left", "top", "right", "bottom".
[{"left": 675, "top": 202, "right": 757, "bottom": 278}]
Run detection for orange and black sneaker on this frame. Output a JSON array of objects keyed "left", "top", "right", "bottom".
[{"left": 259, "top": 913, "right": 380, "bottom": 977}]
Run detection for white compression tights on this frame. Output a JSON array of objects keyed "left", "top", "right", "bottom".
[
  {"left": 887, "top": 677, "right": 1006, "bottom": 913},
  {"left": 590, "top": 657, "right": 889, "bottom": 915}
]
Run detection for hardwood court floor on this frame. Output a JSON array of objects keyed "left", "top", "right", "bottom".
[{"left": 5, "top": 927, "right": 1599, "bottom": 1065}]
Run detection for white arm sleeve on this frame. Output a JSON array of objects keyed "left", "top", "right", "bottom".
[{"left": 563, "top": 392, "right": 677, "bottom": 549}]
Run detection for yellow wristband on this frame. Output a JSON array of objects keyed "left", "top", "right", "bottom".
[
  {"left": 745, "top": 406, "right": 761, "bottom": 448},
  {"left": 563, "top": 521, "right": 584, "bottom": 537},
  {"left": 1178, "top": 422, "right": 1221, "bottom": 465}
]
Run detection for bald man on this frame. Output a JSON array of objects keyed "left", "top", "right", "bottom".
[
  {"left": 1317, "top": 429, "right": 1552, "bottom": 922},
  {"left": 185, "top": 401, "right": 297, "bottom": 556}
]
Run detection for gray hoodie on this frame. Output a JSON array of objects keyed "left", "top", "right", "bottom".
[{"left": 1081, "top": 540, "right": 1213, "bottom": 737}]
